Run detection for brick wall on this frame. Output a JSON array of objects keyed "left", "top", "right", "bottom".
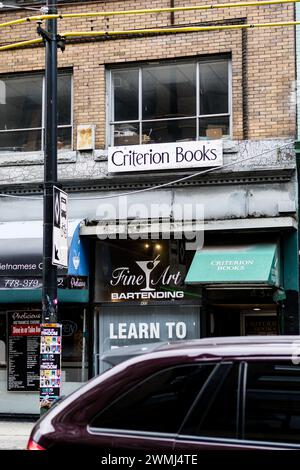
[{"left": 0, "top": 0, "right": 296, "bottom": 150}]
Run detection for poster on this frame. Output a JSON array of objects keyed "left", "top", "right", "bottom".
[
  {"left": 40, "top": 324, "right": 62, "bottom": 412},
  {"left": 7, "top": 310, "right": 41, "bottom": 392}
]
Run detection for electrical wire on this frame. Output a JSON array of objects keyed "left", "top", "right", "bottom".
[
  {"left": 2, "top": 19, "right": 300, "bottom": 52},
  {"left": 0, "top": 2, "right": 41, "bottom": 11},
  {"left": 71, "top": 142, "right": 293, "bottom": 200},
  {"left": 0, "top": 0, "right": 299, "bottom": 30},
  {"left": 0, "top": 142, "right": 292, "bottom": 201}
]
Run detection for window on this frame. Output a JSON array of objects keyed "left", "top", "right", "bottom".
[
  {"left": 90, "top": 364, "right": 215, "bottom": 434},
  {"left": 0, "top": 71, "right": 72, "bottom": 152},
  {"left": 180, "top": 363, "right": 239, "bottom": 439},
  {"left": 108, "top": 59, "right": 230, "bottom": 146},
  {"left": 244, "top": 362, "right": 300, "bottom": 444}
]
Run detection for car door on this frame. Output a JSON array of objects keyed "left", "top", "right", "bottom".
[
  {"left": 87, "top": 362, "right": 216, "bottom": 451},
  {"left": 237, "top": 360, "right": 300, "bottom": 450},
  {"left": 175, "top": 359, "right": 300, "bottom": 450},
  {"left": 174, "top": 361, "right": 247, "bottom": 450}
]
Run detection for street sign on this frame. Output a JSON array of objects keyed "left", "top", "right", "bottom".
[{"left": 52, "top": 186, "right": 68, "bottom": 268}]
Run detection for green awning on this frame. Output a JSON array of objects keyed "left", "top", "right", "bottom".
[{"left": 185, "top": 243, "right": 280, "bottom": 286}]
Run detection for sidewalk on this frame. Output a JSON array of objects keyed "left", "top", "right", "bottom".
[{"left": 0, "top": 421, "right": 36, "bottom": 450}]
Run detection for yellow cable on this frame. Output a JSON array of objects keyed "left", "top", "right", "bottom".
[
  {"left": 2, "top": 19, "right": 300, "bottom": 51},
  {"left": 0, "top": 37, "right": 42, "bottom": 50},
  {"left": 0, "top": 0, "right": 300, "bottom": 30},
  {"left": 62, "top": 21, "right": 300, "bottom": 37}
]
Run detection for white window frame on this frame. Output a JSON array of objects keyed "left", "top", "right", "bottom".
[
  {"left": 106, "top": 58, "right": 232, "bottom": 147},
  {"left": 0, "top": 70, "right": 73, "bottom": 153}
]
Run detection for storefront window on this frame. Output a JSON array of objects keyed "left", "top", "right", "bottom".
[
  {"left": 97, "top": 304, "right": 200, "bottom": 374},
  {"left": 61, "top": 307, "right": 88, "bottom": 383},
  {"left": 108, "top": 58, "right": 230, "bottom": 146},
  {"left": 94, "top": 239, "right": 201, "bottom": 374},
  {"left": 0, "top": 307, "right": 88, "bottom": 415}
]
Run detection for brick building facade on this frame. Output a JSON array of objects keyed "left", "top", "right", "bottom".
[{"left": 0, "top": 1, "right": 298, "bottom": 415}]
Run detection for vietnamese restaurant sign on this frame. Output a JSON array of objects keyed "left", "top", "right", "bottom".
[{"left": 108, "top": 140, "right": 223, "bottom": 173}]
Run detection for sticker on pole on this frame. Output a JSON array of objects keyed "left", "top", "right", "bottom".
[
  {"left": 52, "top": 186, "right": 68, "bottom": 267},
  {"left": 39, "top": 323, "right": 62, "bottom": 413}
]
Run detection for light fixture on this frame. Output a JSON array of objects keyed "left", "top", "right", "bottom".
[
  {"left": 144, "top": 243, "right": 150, "bottom": 249},
  {"left": 155, "top": 243, "right": 161, "bottom": 250},
  {"left": 253, "top": 307, "right": 261, "bottom": 311}
]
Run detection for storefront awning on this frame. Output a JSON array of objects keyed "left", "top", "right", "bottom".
[
  {"left": 185, "top": 243, "right": 280, "bottom": 287},
  {"left": 0, "top": 219, "right": 89, "bottom": 303}
]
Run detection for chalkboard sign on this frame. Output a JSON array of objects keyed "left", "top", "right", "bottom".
[{"left": 7, "top": 310, "right": 41, "bottom": 392}]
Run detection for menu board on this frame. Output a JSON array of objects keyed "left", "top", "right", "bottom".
[
  {"left": 40, "top": 324, "right": 62, "bottom": 412},
  {"left": 7, "top": 310, "right": 41, "bottom": 391}
]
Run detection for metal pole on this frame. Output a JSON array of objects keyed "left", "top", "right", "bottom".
[
  {"left": 39, "top": 0, "right": 61, "bottom": 416},
  {"left": 42, "top": 0, "right": 58, "bottom": 325}
]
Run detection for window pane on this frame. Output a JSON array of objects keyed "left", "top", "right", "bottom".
[
  {"left": 61, "top": 307, "right": 88, "bottom": 383},
  {"left": 0, "top": 75, "right": 43, "bottom": 131},
  {"left": 113, "top": 123, "right": 139, "bottom": 146},
  {"left": 57, "top": 127, "right": 72, "bottom": 150},
  {"left": 142, "top": 64, "right": 196, "bottom": 120},
  {"left": 199, "top": 116, "right": 229, "bottom": 138},
  {"left": 113, "top": 70, "right": 139, "bottom": 122},
  {"left": 0, "top": 129, "right": 41, "bottom": 152},
  {"left": 199, "top": 61, "right": 228, "bottom": 115},
  {"left": 142, "top": 118, "right": 196, "bottom": 144},
  {"left": 58, "top": 73, "right": 72, "bottom": 126},
  {"left": 91, "top": 364, "right": 215, "bottom": 434},
  {"left": 245, "top": 363, "right": 300, "bottom": 444},
  {"left": 181, "top": 364, "right": 239, "bottom": 438}
]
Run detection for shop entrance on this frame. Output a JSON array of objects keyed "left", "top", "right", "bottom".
[{"left": 208, "top": 305, "right": 279, "bottom": 336}]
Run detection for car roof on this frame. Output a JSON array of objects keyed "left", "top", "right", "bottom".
[
  {"left": 149, "top": 335, "right": 300, "bottom": 358},
  {"left": 157, "top": 335, "right": 300, "bottom": 349},
  {"left": 102, "top": 336, "right": 300, "bottom": 368}
]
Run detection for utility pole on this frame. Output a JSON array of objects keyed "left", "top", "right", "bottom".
[
  {"left": 38, "top": 0, "right": 65, "bottom": 414},
  {"left": 41, "top": 0, "right": 58, "bottom": 325}
]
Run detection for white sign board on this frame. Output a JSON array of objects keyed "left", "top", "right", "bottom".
[
  {"left": 108, "top": 140, "right": 223, "bottom": 173},
  {"left": 52, "top": 186, "right": 68, "bottom": 268}
]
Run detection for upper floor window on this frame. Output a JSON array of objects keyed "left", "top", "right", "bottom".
[
  {"left": 0, "top": 71, "right": 72, "bottom": 153},
  {"left": 108, "top": 59, "right": 230, "bottom": 147}
]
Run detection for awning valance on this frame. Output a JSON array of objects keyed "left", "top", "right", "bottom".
[{"left": 185, "top": 243, "right": 280, "bottom": 287}]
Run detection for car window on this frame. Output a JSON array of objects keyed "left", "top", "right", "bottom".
[
  {"left": 179, "top": 363, "right": 239, "bottom": 439},
  {"left": 244, "top": 362, "right": 300, "bottom": 444},
  {"left": 90, "top": 364, "right": 215, "bottom": 434}
]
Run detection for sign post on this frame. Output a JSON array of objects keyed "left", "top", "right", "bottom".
[{"left": 38, "top": 0, "right": 66, "bottom": 415}]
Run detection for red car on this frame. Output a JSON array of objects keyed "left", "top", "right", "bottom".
[{"left": 28, "top": 336, "right": 300, "bottom": 451}]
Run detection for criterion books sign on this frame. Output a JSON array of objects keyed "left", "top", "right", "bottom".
[{"left": 108, "top": 140, "right": 223, "bottom": 173}]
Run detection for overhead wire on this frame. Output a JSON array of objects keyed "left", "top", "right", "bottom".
[
  {"left": 0, "top": 142, "right": 292, "bottom": 201},
  {"left": 0, "top": 2, "right": 41, "bottom": 11},
  {"left": 0, "top": 0, "right": 300, "bottom": 30},
  {"left": 2, "top": 19, "right": 300, "bottom": 52}
]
